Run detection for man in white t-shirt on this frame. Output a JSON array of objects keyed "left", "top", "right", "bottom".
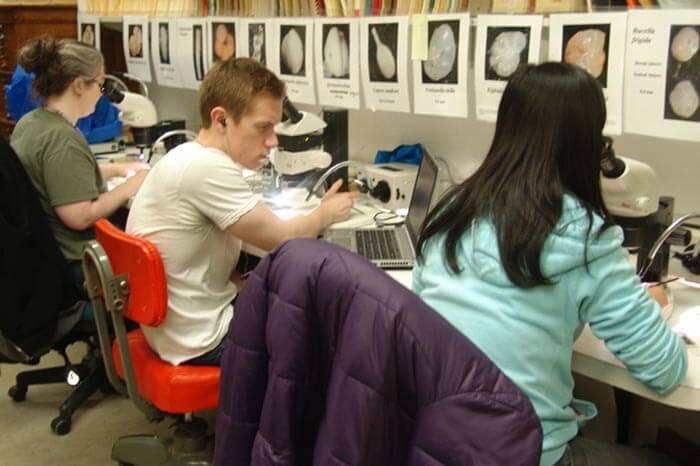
[{"left": 126, "top": 58, "right": 355, "bottom": 366}]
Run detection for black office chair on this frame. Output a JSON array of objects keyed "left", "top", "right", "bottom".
[{"left": 0, "top": 137, "right": 106, "bottom": 435}]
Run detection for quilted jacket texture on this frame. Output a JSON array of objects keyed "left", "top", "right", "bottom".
[{"left": 215, "top": 239, "right": 542, "bottom": 466}]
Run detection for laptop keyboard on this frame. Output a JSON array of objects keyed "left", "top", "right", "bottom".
[{"left": 356, "top": 229, "right": 401, "bottom": 260}]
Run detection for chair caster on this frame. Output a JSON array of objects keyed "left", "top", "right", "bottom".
[
  {"left": 51, "top": 415, "right": 71, "bottom": 435},
  {"left": 8, "top": 385, "right": 27, "bottom": 402}
]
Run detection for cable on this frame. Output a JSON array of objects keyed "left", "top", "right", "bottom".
[
  {"left": 432, "top": 156, "right": 459, "bottom": 186},
  {"left": 373, "top": 211, "right": 404, "bottom": 227}
]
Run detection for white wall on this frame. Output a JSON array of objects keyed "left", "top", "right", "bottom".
[{"left": 148, "top": 81, "right": 699, "bottom": 216}]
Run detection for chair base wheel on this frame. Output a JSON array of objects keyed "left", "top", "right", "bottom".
[
  {"left": 8, "top": 385, "right": 27, "bottom": 402},
  {"left": 112, "top": 433, "right": 213, "bottom": 466},
  {"left": 51, "top": 416, "right": 71, "bottom": 435}
]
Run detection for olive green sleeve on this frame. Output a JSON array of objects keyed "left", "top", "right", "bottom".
[{"left": 43, "top": 135, "right": 101, "bottom": 207}]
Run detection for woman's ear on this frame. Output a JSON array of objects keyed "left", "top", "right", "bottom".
[{"left": 71, "top": 77, "right": 86, "bottom": 97}]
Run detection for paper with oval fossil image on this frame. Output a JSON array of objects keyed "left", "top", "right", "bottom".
[
  {"left": 238, "top": 19, "right": 274, "bottom": 68},
  {"left": 624, "top": 9, "right": 700, "bottom": 142},
  {"left": 413, "top": 13, "right": 470, "bottom": 118},
  {"left": 151, "top": 18, "right": 182, "bottom": 88},
  {"left": 360, "top": 16, "right": 410, "bottom": 113},
  {"left": 475, "top": 14, "right": 543, "bottom": 123},
  {"left": 269, "top": 18, "right": 316, "bottom": 105},
  {"left": 174, "top": 18, "right": 209, "bottom": 90},
  {"left": 207, "top": 17, "right": 238, "bottom": 68},
  {"left": 315, "top": 17, "right": 361, "bottom": 109},
  {"left": 123, "top": 16, "right": 152, "bottom": 83},
  {"left": 549, "top": 12, "right": 628, "bottom": 135},
  {"left": 78, "top": 14, "right": 100, "bottom": 51}
]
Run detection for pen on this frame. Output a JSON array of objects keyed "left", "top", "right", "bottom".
[{"left": 643, "top": 276, "right": 680, "bottom": 289}]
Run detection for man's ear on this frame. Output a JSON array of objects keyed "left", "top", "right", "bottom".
[{"left": 210, "top": 106, "right": 228, "bottom": 130}]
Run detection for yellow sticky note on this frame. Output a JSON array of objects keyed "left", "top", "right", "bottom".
[{"left": 412, "top": 14, "right": 428, "bottom": 61}]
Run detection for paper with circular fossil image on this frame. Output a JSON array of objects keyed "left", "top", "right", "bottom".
[
  {"left": 549, "top": 12, "right": 627, "bottom": 135},
  {"left": 269, "top": 18, "right": 317, "bottom": 105},
  {"left": 78, "top": 14, "right": 100, "bottom": 51},
  {"left": 624, "top": 9, "right": 700, "bottom": 142},
  {"left": 238, "top": 18, "right": 274, "bottom": 68},
  {"left": 207, "top": 17, "right": 238, "bottom": 68},
  {"left": 412, "top": 13, "right": 470, "bottom": 119},
  {"left": 151, "top": 19, "right": 182, "bottom": 88},
  {"left": 174, "top": 18, "right": 209, "bottom": 90},
  {"left": 359, "top": 16, "right": 410, "bottom": 113},
  {"left": 123, "top": 16, "right": 151, "bottom": 83},
  {"left": 475, "top": 14, "right": 543, "bottom": 123},
  {"left": 315, "top": 18, "right": 361, "bottom": 109}
]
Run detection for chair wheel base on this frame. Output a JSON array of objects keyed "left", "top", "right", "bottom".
[
  {"left": 51, "top": 416, "right": 71, "bottom": 435},
  {"left": 112, "top": 433, "right": 212, "bottom": 466},
  {"left": 8, "top": 385, "right": 27, "bottom": 402}
]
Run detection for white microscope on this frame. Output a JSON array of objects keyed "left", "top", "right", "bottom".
[{"left": 600, "top": 136, "right": 696, "bottom": 282}]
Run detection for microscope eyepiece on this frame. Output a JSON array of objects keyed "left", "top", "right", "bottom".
[
  {"left": 102, "top": 80, "right": 125, "bottom": 104},
  {"left": 600, "top": 136, "right": 625, "bottom": 179}
]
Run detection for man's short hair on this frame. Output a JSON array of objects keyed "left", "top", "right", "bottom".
[{"left": 199, "top": 57, "right": 286, "bottom": 128}]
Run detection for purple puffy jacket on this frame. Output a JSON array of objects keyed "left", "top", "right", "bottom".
[{"left": 215, "top": 239, "right": 542, "bottom": 466}]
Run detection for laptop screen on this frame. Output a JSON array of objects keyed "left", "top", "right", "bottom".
[{"left": 406, "top": 147, "right": 439, "bottom": 247}]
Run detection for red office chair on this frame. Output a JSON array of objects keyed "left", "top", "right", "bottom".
[{"left": 81, "top": 219, "right": 219, "bottom": 466}]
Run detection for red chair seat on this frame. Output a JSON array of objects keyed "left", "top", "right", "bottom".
[{"left": 113, "top": 329, "right": 220, "bottom": 413}]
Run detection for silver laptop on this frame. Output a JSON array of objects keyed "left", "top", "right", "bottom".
[{"left": 324, "top": 147, "right": 439, "bottom": 269}]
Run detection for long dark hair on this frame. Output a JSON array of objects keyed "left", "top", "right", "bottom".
[{"left": 417, "top": 62, "right": 613, "bottom": 287}]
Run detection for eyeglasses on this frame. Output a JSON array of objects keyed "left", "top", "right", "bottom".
[{"left": 84, "top": 78, "right": 106, "bottom": 94}]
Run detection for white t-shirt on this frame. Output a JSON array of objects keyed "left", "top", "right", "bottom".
[{"left": 126, "top": 142, "right": 259, "bottom": 365}]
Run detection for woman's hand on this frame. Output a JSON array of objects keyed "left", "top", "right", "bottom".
[
  {"left": 645, "top": 284, "right": 669, "bottom": 308},
  {"left": 99, "top": 160, "right": 150, "bottom": 180},
  {"left": 117, "top": 161, "right": 150, "bottom": 178}
]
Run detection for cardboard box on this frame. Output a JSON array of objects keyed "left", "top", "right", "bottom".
[
  {"left": 492, "top": 0, "right": 533, "bottom": 13},
  {"left": 535, "top": 0, "right": 586, "bottom": 12}
]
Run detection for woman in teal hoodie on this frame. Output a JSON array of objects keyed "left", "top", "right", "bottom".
[{"left": 413, "top": 63, "right": 687, "bottom": 466}]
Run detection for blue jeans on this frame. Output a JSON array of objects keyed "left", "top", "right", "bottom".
[
  {"left": 555, "top": 437, "right": 679, "bottom": 466},
  {"left": 185, "top": 336, "right": 227, "bottom": 366},
  {"left": 69, "top": 261, "right": 94, "bottom": 321}
]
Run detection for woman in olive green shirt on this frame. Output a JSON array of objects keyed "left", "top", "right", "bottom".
[{"left": 10, "top": 35, "right": 149, "bottom": 296}]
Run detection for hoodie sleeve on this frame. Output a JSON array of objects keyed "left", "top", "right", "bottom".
[{"left": 578, "top": 237, "right": 687, "bottom": 394}]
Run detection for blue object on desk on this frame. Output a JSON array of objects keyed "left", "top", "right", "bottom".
[
  {"left": 4, "top": 65, "right": 122, "bottom": 144},
  {"left": 374, "top": 143, "right": 423, "bottom": 166}
]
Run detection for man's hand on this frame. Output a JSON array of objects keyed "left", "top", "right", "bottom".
[{"left": 317, "top": 179, "right": 356, "bottom": 228}]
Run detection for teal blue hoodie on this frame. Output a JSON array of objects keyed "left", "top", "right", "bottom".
[{"left": 413, "top": 195, "right": 687, "bottom": 466}]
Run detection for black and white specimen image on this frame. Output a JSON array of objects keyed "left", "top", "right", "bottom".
[
  {"left": 368, "top": 23, "right": 398, "bottom": 83},
  {"left": 323, "top": 23, "right": 350, "bottom": 79},
  {"left": 664, "top": 25, "right": 700, "bottom": 122},
  {"left": 422, "top": 20, "right": 459, "bottom": 84},
  {"left": 485, "top": 26, "right": 530, "bottom": 82}
]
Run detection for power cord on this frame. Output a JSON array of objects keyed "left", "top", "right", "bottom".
[{"left": 373, "top": 210, "right": 404, "bottom": 227}]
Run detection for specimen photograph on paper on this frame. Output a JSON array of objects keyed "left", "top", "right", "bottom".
[
  {"left": 367, "top": 23, "right": 398, "bottom": 83},
  {"left": 159, "top": 22, "right": 170, "bottom": 64},
  {"left": 81, "top": 23, "right": 96, "bottom": 47},
  {"left": 128, "top": 24, "right": 143, "bottom": 58},
  {"left": 212, "top": 22, "right": 236, "bottom": 62},
  {"left": 562, "top": 23, "right": 611, "bottom": 88},
  {"left": 485, "top": 26, "right": 530, "bottom": 82},
  {"left": 664, "top": 24, "right": 699, "bottom": 122},
  {"left": 323, "top": 23, "right": 350, "bottom": 79},
  {"left": 249, "top": 23, "right": 266, "bottom": 65},
  {"left": 193, "top": 24, "right": 205, "bottom": 81},
  {"left": 422, "top": 20, "right": 459, "bottom": 85},
  {"left": 280, "top": 25, "right": 306, "bottom": 76}
]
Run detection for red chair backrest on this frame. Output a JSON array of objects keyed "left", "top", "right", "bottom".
[{"left": 94, "top": 219, "right": 167, "bottom": 327}]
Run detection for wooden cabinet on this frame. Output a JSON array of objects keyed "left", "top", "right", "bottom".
[{"left": 0, "top": 5, "right": 78, "bottom": 138}]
